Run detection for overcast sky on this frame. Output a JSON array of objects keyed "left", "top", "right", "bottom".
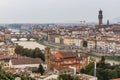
[{"left": 0, "top": 0, "right": 119, "bottom": 23}]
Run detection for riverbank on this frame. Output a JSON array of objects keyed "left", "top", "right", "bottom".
[
  {"left": 84, "top": 52, "right": 120, "bottom": 64},
  {"left": 36, "top": 40, "right": 64, "bottom": 50},
  {"left": 36, "top": 40, "right": 56, "bottom": 49}
]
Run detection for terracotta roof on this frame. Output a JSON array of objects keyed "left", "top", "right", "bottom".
[
  {"left": 11, "top": 56, "right": 43, "bottom": 65},
  {"left": 59, "top": 51, "right": 76, "bottom": 58},
  {"left": 0, "top": 55, "right": 17, "bottom": 60},
  {"left": 112, "top": 26, "right": 120, "bottom": 30},
  {"left": 55, "top": 53, "right": 63, "bottom": 59},
  {"left": 55, "top": 67, "right": 73, "bottom": 71},
  {"left": 112, "top": 78, "right": 120, "bottom": 80}
]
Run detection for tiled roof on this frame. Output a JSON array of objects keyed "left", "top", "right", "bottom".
[
  {"left": 11, "top": 56, "right": 43, "bottom": 65},
  {"left": 59, "top": 51, "right": 76, "bottom": 58},
  {"left": 55, "top": 53, "right": 63, "bottom": 59}
]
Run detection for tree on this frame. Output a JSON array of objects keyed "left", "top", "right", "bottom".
[
  {"left": 74, "top": 77, "right": 82, "bottom": 80},
  {"left": 58, "top": 74, "right": 82, "bottom": 80},
  {"left": 80, "top": 62, "right": 94, "bottom": 74},
  {"left": 38, "top": 64, "right": 45, "bottom": 75},
  {"left": 107, "top": 69, "right": 117, "bottom": 80},
  {"left": 97, "top": 56, "right": 110, "bottom": 69},
  {"left": 100, "top": 56, "right": 105, "bottom": 63},
  {"left": 15, "top": 45, "right": 24, "bottom": 54},
  {"left": 15, "top": 46, "right": 45, "bottom": 61},
  {"left": 32, "top": 48, "right": 45, "bottom": 61},
  {"left": 80, "top": 57, "right": 120, "bottom": 80},
  {"left": 32, "top": 48, "right": 39, "bottom": 58},
  {"left": 0, "top": 69, "right": 35, "bottom": 80},
  {"left": 58, "top": 74, "right": 73, "bottom": 80}
]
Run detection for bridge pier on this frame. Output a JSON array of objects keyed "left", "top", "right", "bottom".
[
  {"left": 17, "top": 38, "right": 20, "bottom": 41},
  {"left": 11, "top": 32, "right": 34, "bottom": 41},
  {"left": 27, "top": 38, "right": 30, "bottom": 41}
]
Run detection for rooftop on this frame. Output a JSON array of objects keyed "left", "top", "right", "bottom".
[{"left": 11, "top": 55, "right": 43, "bottom": 65}]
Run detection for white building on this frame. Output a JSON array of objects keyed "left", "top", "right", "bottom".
[
  {"left": 107, "top": 41, "right": 116, "bottom": 53},
  {"left": 75, "top": 38, "right": 83, "bottom": 47},
  {"left": 10, "top": 55, "right": 45, "bottom": 69}
]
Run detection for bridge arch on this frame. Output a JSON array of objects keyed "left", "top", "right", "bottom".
[{"left": 11, "top": 32, "right": 35, "bottom": 41}]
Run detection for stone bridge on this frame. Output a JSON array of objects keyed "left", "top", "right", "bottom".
[{"left": 11, "top": 32, "right": 34, "bottom": 41}]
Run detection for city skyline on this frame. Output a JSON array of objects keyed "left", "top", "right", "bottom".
[{"left": 0, "top": 0, "right": 120, "bottom": 23}]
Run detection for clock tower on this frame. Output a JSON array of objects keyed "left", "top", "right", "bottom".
[{"left": 98, "top": 9, "right": 103, "bottom": 25}]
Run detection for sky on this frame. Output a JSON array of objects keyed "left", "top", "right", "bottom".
[{"left": 0, "top": 0, "right": 119, "bottom": 23}]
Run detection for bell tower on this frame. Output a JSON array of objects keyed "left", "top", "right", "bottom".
[
  {"left": 98, "top": 9, "right": 103, "bottom": 25},
  {"left": 107, "top": 20, "right": 109, "bottom": 25},
  {"left": 45, "top": 47, "right": 50, "bottom": 71}
]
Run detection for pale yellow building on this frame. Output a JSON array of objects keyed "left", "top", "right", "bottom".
[
  {"left": 55, "top": 37, "right": 60, "bottom": 44},
  {"left": 115, "top": 42, "right": 120, "bottom": 51},
  {"left": 48, "top": 33, "right": 59, "bottom": 43},
  {"left": 4, "top": 29, "right": 11, "bottom": 40},
  {"left": 87, "top": 40, "right": 95, "bottom": 49},
  {"left": 0, "top": 59, "right": 12, "bottom": 69},
  {"left": 7, "top": 45, "right": 15, "bottom": 55},
  {"left": 63, "top": 37, "right": 75, "bottom": 45}
]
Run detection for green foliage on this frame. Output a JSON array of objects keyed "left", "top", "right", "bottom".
[
  {"left": 15, "top": 46, "right": 24, "bottom": 54},
  {"left": 38, "top": 64, "right": 45, "bottom": 75},
  {"left": 89, "top": 53, "right": 120, "bottom": 62},
  {"left": 15, "top": 45, "right": 45, "bottom": 61},
  {"left": 74, "top": 77, "right": 82, "bottom": 80},
  {"left": 0, "top": 69, "right": 35, "bottom": 80},
  {"left": 107, "top": 69, "right": 117, "bottom": 79},
  {"left": 58, "top": 74, "right": 82, "bottom": 80},
  {"left": 100, "top": 56, "right": 105, "bottom": 63},
  {"left": 0, "top": 40, "right": 3, "bottom": 42},
  {"left": 89, "top": 56, "right": 94, "bottom": 62},
  {"left": 80, "top": 56, "right": 120, "bottom": 80},
  {"left": 81, "top": 63, "right": 94, "bottom": 75}
]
